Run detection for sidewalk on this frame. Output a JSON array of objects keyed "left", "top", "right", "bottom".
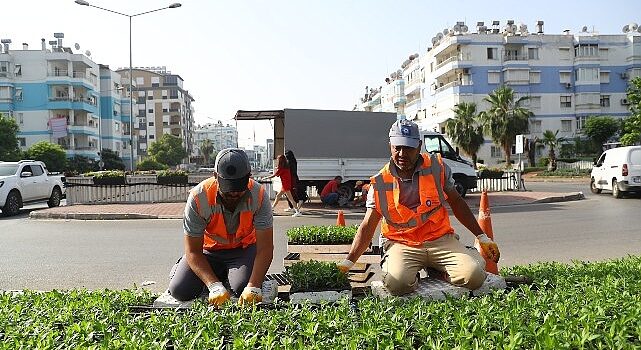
[{"left": 30, "top": 190, "right": 585, "bottom": 220}]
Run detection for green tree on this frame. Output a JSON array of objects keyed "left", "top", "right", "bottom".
[
  {"left": 583, "top": 116, "right": 619, "bottom": 154},
  {"left": 541, "top": 130, "right": 566, "bottom": 171},
  {"left": 200, "top": 139, "right": 214, "bottom": 165},
  {"left": 445, "top": 102, "right": 484, "bottom": 168},
  {"left": 26, "top": 141, "right": 67, "bottom": 172},
  {"left": 621, "top": 77, "right": 641, "bottom": 146},
  {"left": 100, "top": 149, "right": 125, "bottom": 170},
  {"left": 478, "top": 86, "right": 532, "bottom": 165},
  {"left": 65, "top": 155, "right": 98, "bottom": 175},
  {"left": 136, "top": 157, "right": 169, "bottom": 171},
  {"left": 0, "top": 113, "right": 21, "bottom": 161},
  {"left": 147, "top": 134, "right": 187, "bottom": 167}
]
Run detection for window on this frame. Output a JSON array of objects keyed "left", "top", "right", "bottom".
[
  {"left": 30, "top": 165, "right": 44, "bottom": 176},
  {"left": 575, "top": 68, "right": 599, "bottom": 82},
  {"left": 560, "top": 96, "right": 572, "bottom": 108},
  {"left": 490, "top": 146, "right": 503, "bottom": 158},
  {"left": 18, "top": 137, "right": 26, "bottom": 147},
  {"left": 529, "top": 71, "right": 541, "bottom": 83},
  {"left": 530, "top": 120, "right": 542, "bottom": 133},
  {"left": 561, "top": 120, "right": 572, "bottom": 132},
  {"left": 169, "top": 89, "right": 178, "bottom": 99},
  {"left": 559, "top": 71, "right": 571, "bottom": 84},
  {"left": 17, "top": 113, "right": 24, "bottom": 125},
  {"left": 14, "top": 64, "right": 22, "bottom": 76},
  {"left": 599, "top": 48, "right": 608, "bottom": 58},
  {"left": 149, "top": 135, "right": 155, "bottom": 139},
  {"left": 487, "top": 48, "right": 497, "bottom": 60},
  {"left": 600, "top": 95, "right": 610, "bottom": 107},
  {"left": 488, "top": 71, "right": 500, "bottom": 84},
  {"left": 558, "top": 48, "right": 571, "bottom": 59},
  {"left": 600, "top": 71, "right": 610, "bottom": 84},
  {"left": 136, "top": 77, "right": 144, "bottom": 85},
  {"left": 164, "top": 75, "right": 178, "bottom": 86},
  {"left": 0, "top": 61, "right": 8, "bottom": 76},
  {"left": 151, "top": 76, "right": 160, "bottom": 87},
  {"left": 115, "top": 122, "right": 120, "bottom": 132},
  {"left": 14, "top": 88, "right": 23, "bottom": 101},
  {"left": 574, "top": 44, "right": 598, "bottom": 57},
  {"left": 529, "top": 96, "right": 541, "bottom": 109},
  {"left": 148, "top": 109, "right": 153, "bottom": 113},
  {"left": 148, "top": 121, "right": 154, "bottom": 126},
  {"left": 528, "top": 48, "right": 539, "bottom": 60},
  {"left": 576, "top": 116, "right": 589, "bottom": 130}
]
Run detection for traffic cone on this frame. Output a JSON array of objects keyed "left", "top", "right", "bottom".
[
  {"left": 336, "top": 210, "right": 346, "bottom": 226},
  {"left": 475, "top": 190, "right": 499, "bottom": 275}
]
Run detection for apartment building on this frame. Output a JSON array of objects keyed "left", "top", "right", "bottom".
[
  {"left": 116, "top": 67, "right": 195, "bottom": 164},
  {"left": 357, "top": 21, "right": 641, "bottom": 165},
  {"left": 98, "top": 64, "right": 130, "bottom": 163},
  {"left": 193, "top": 121, "right": 238, "bottom": 164},
  {"left": 0, "top": 34, "right": 105, "bottom": 160}
]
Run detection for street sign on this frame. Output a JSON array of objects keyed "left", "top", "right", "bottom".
[{"left": 515, "top": 134, "right": 524, "bottom": 154}]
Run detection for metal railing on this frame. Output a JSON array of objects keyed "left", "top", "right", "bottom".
[{"left": 472, "top": 170, "right": 525, "bottom": 192}]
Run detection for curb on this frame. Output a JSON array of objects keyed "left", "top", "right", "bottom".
[
  {"left": 533, "top": 192, "right": 585, "bottom": 204},
  {"left": 29, "top": 212, "right": 159, "bottom": 220}
]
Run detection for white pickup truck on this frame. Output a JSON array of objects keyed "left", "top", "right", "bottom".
[{"left": 0, "top": 160, "right": 66, "bottom": 216}]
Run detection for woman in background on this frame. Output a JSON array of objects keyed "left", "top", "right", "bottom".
[
  {"left": 285, "top": 149, "right": 306, "bottom": 213},
  {"left": 263, "top": 155, "right": 301, "bottom": 217}
]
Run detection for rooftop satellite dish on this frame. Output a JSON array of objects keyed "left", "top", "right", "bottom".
[
  {"left": 432, "top": 37, "right": 438, "bottom": 45},
  {"left": 436, "top": 32, "right": 444, "bottom": 40},
  {"left": 85, "top": 50, "right": 91, "bottom": 57},
  {"left": 581, "top": 26, "right": 588, "bottom": 33},
  {"left": 442, "top": 28, "right": 449, "bottom": 35},
  {"left": 453, "top": 24, "right": 461, "bottom": 32},
  {"left": 74, "top": 43, "right": 80, "bottom": 50},
  {"left": 461, "top": 25, "right": 469, "bottom": 33},
  {"left": 391, "top": 72, "right": 397, "bottom": 79},
  {"left": 631, "top": 23, "right": 639, "bottom": 31},
  {"left": 623, "top": 24, "right": 630, "bottom": 33}
]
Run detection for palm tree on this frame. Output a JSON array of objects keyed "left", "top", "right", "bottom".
[
  {"left": 200, "top": 139, "right": 214, "bottom": 165},
  {"left": 478, "top": 86, "right": 532, "bottom": 166},
  {"left": 445, "top": 102, "right": 485, "bottom": 168},
  {"left": 541, "top": 130, "right": 566, "bottom": 171}
]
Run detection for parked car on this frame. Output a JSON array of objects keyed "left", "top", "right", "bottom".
[
  {"left": 0, "top": 160, "right": 66, "bottom": 216},
  {"left": 590, "top": 146, "right": 641, "bottom": 198}
]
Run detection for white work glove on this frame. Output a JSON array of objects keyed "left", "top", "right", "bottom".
[
  {"left": 207, "top": 282, "right": 230, "bottom": 307},
  {"left": 476, "top": 233, "right": 500, "bottom": 263},
  {"left": 337, "top": 259, "right": 354, "bottom": 273},
  {"left": 238, "top": 286, "right": 262, "bottom": 305}
]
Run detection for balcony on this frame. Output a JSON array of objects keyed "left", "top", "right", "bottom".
[
  {"left": 433, "top": 53, "right": 471, "bottom": 79},
  {"left": 503, "top": 53, "right": 529, "bottom": 62}
]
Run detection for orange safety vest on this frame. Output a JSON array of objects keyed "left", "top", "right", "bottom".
[
  {"left": 371, "top": 153, "right": 453, "bottom": 246},
  {"left": 190, "top": 178, "right": 265, "bottom": 251}
]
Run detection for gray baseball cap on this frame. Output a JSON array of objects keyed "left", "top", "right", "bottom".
[
  {"left": 214, "top": 148, "right": 251, "bottom": 192},
  {"left": 389, "top": 119, "right": 421, "bottom": 148}
]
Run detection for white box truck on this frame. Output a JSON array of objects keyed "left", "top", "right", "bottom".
[{"left": 235, "top": 109, "right": 477, "bottom": 201}]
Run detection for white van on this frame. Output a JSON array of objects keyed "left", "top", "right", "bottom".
[
  {"left": 421, "top": 131, "right": 478, "bottom": 197},
  {"left": 590, "top": 146, "right": 641, "bottom": 198}
]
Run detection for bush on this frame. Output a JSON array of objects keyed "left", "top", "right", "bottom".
[
  {"left": 538, "top": 168, "right": 590, "bottom": 177},
  {"left": 537, "top": 157, "right": 550, "bottom": 167},
  {"left": 156, "top": 169, "right": 188, "bottom": 184},
  {"left": 136, "top": 158, "right": 168, "bottom": 171},
  {"left": 26, "top": 141, "right": 67, "bottom": 172},
  {"left": 286, "top": 260, "right": 351, "bottom": 293},
  {"left": 477, "top": 168, "right": 505, "bottom": 179},
  {"left": 85, "top": 170, "right": 126, "bottom": 185},
  {"left": 287, "top": 225, "right": 358, "bottom": 245}
]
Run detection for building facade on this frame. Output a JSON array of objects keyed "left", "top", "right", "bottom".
[
  {"left": 193, "top": 121, "right": 238, "bottom": 164},
  {"left": 357, "top": 21, "right": 641, "bottom": 165},
  {"left": 116, "top": 67, "right": 195, "bottom": 165},
  {"left": 0, "top": 35, "right": 105, "bottom": 161}
]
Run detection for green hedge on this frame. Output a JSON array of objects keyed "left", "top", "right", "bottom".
[
  {"left": 2, "top": 256, "right": 640, "bottom": 348},
  {"left": 286, "top": 225, "right": 358, "bottom": 245}
]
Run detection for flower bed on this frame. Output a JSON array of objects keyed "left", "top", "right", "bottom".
[
  {"left": 3, "top": 256, "right": 641, "bottom": 348},
  {"left": 286, "top": 225, "right": 357, "bottom": 245},
  {"left": 156, "top": 170, "right": 188, "bottom": 184},
  {"left": 85, "top": 170, "right": 126, "bottom": 185}
]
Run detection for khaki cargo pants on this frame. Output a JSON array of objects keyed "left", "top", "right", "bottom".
[{"left": 381, "top": 233, "right": 486, "bottom": 296}]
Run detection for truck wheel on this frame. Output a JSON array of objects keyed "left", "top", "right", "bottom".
[
  {"left": 590, "top": 178, "right": 601, "bottom": 194},
  {"left": 2, "top": 191, "right": 22, "bottom": 217},
  {"left": 454, "top": 180, "right": 467, "bottom": 198},
  {"left": 48, "top": 187, "right": 62, "bottom": 208},
  {"left": 612, "top": 179, "right": 623, "bottom": 198},
  {"left": 337, "top": 184, "right": 355, "bottom": 204}
]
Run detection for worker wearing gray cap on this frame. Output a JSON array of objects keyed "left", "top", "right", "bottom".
[{"left": 168, "top": 148, "right": 273, "bottom": 306}]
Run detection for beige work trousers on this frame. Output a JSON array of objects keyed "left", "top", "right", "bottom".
[{"left": 381, "top": 233, "right": 487, "bottom": 296}]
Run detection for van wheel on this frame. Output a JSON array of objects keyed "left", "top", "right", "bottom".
[
  {"left": 48, "top": 187, "right": 62, "bottom": 208},
  {"left": 2, "top": 191, "right": 22, "bottom": 217},
  {"left": 590, "top": 178, "right": 601, "bottom": 194},
  {"left": 612, "top": 179, "right": 623, "bottom": 198},
  {"left": 337, "top": 184, "right": 355, "bottom": 204},
  {"left": 454, "top": 180, "right": 467, "bottom": 198}
]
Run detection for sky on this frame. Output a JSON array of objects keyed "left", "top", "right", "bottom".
[{"left": 4, "top": 0, "right": 641, "bottom": 148}]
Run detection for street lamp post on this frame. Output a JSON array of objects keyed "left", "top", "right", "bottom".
[{"left": 74, "top": 0, "right": 181, "bottom": 171}]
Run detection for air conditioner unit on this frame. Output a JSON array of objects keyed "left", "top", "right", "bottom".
[
  {"left": 620, "top": 72, "right": 629, "bottom": 80},
  {"left": 565, "top": 82, "right": 572, "bottom": 88},
  {"left": 621, "top": 98, "right": 630, "bottom": 105},
  {"left": 462, "top": 68, "right": 470, "bottom": 74}
]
